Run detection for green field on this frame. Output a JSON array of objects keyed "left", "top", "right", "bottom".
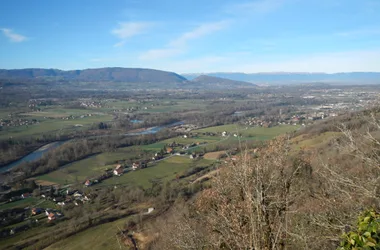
[
  {"left": 20, "top": 108, "right": 98, "bottom": 118},
  {"left": 36, "top": 148, "right": 144, "bottom": 185},
  {"left": 0, "top": 197, "right": 57, "bottom": 210},
  {"left": 99, "top": 156, "right": 213, "bottom": 189},
  {"left": 292, "top": 131, "right": 341, "bottom": 151},
  {"left": 195, "top": 124, "right": 299, "bottom": 139},
  {"left": 162, "top": 135, "right": 220, "bottom": 145},
  {"left": 144, "top": 101, "right": 208, "bottom": 113},
  {"left": 46, "top": 215, "right": 134, "bottom": 250},
  {"left": 0, "top": 114, "right": 114, "bottom": 139}
]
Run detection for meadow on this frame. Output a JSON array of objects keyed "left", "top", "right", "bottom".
[
  {"left": 194, "top": 124, "right": 300, "bottom": 138},
  {"left": 99, "top": 156, "right": 214, "bottom": 189},
  {"left": 45, "top": 214, "right": 136, "bottom": 250},
  {"left": 0, "top": 113, "right": 113, "bottom": 139},
  {"left": 35, "top": 147, "right": 144, "bottom": 185},
  {"left": 0, "top": 197, "right": 57, "bottom": 210}
]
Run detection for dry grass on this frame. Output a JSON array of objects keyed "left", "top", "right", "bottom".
[
  {"left": 33, "top": 179, "right": 59, "bottom": 186},
  {"left": 203, "top": 150, "right": 226, "bottom": 160}
]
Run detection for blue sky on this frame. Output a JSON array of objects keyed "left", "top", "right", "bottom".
[{"left": 0, "top": 0, "right": 379, "bottom": 73}]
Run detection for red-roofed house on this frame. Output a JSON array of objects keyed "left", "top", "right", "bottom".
[
  {"left": 21, "top": 193, "right": 30, "bottom": 199},
  {"left": 166, "top": 147, "right": 173, "bottom": 154},
  {"left": 114, "top": 165, "right": 124, "bottom": 176},
  {"left": 48, "top": 213, "right": 56, "bottom": 221}
]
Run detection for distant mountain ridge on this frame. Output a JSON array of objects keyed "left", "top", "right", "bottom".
[
  {"left": 183, "top": 72, "right": 380, "bottom": 84},
  {"left": 189, "top": 75, "right": 256, "bottom": 88},
  {"left": 0, "top": 67, "right": 187, "bottom": 83}
]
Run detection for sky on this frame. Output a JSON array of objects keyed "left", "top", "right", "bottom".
[{"left": 0, "top": 0, "right": 379, "bottom": 73}]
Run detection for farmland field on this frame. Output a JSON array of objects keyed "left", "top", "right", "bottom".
[
  {"left": 35, "top": 148, "right": 143, "bottom": 185},
  {"left": 45, "top": 214, "right": 136, "bottom": 250},
  {"left": 0, "top": 114, "right": 114, "bottom": 139},
  {"left": 99, "top": 156, "right": 214, "bottom": 189},
  {"left": 0, "top": 197, "right": 57, "bottom": 210},
  {"left": 195, "top": 124, "right": 299, "bottom": 138},
  {"left": 20, "top": 108, "right": 97, "bottom": 118}
]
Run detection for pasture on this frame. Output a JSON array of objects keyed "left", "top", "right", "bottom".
[
  {"left": 195, "top": 124, "right": 299, "bottom": 139},
  {"left": 0, "top": 197, "right": 57, "bottom": 210},
  {"left": 99, "top": 156, "right": 212, "bottom": 189},
  {"left": 35, "top": 148, "right": 143, "bottom": 185},
  {"left": 45, "top": 214, "right": 136, "bottom": 250},
  {"left": 0, "top": 114, "right": 114, "bottom": 139}
]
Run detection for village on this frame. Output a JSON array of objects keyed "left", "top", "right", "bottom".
[{"left": 0, "top": 131, "right": 234, "bottom": 239}]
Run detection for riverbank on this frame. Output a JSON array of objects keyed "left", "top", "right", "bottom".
[
  {"left": 0, "top": 121, "right": 184, "bottom": 174},
  {"left": 0, "top": 141, "right": 66, "bottom": 174}
]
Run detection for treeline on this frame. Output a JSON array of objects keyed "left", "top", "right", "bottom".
[{"left": 15, "top": 129, "right": 178, "bottom": 180}]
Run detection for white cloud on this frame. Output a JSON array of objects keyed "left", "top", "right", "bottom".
[
  {"left": 169, "top": 21, "right": 230, "bottom": 47},
  {"left": 0, "top": 28, "right": 27, "bottom": 42},
  {"left": 139, "top": 21, "right": 230, "bottom": 61},
  {"left": 111, "top": 22, "right": 153, "bottom": 47}
]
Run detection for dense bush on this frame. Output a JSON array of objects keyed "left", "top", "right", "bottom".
[{"left": 339, "top": 210, "right": 380, "bottom": 249}]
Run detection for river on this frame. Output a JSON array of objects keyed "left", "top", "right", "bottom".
[
  {"left": 0, "top": 121, "right": 184, "bottom": 173},
  {"left": 0, "top": 141, "right": 66, "bottom": 173},
  {"left": 124, "top": 121, "right": 184, "bottom": 136}
]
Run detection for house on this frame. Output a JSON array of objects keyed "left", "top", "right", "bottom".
[
  {"left": 48, "top": 213, "right": 56, "bottom": 221},
  {"left": 73, "top": 192, "right": 83, "bottom": 198},
  {"left": 66, "top": 189, "right": 77, "bottom": 195},
  {"left": 84, "top": 180, "right": 92, "bottom": 187},
  {"left": 74, "top": 200, "right": 83, "bottom": 206},
  {"left": 31, "top": 208, "right": 42, "bottom": 215},
  {"left": 145, "top": 207, "right": 155, "bottom": 214},
  {"left": 166, "top": 147, "right": 173, "bottom": 154},
  {"left": 53, "top": 197, "right": 64, "bottom": 202},
  {"left": 132, "top": 163, "right": 139, "bottom": 171},
  {"left": 114, "top": 165, "right": 124, "bottom": 175},
  {"left": 21, "top": 193, "right": 30, "bottom": 199}
]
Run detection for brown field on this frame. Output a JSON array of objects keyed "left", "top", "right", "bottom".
[
  {"left": 192, "top": 169, "right": 220, "bottom": 184},
  {"left": 34, "top": 179, "right": 59, "bottom": 186},
  {"left": 204, "top": 150, "right": 226, "bottom": 160}
]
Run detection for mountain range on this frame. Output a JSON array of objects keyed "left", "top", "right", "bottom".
[
  {"left": 183, "top": 72, "right": 380, "bottom": 84},
  {"left": 187, "top": 75, "right": 256, "bottom": 88},
  {"left": 1, "top": 68, "right": 380, "bottom": 89},
  {"left": 0, "top": 68, "right": 257, "bottom": 89},
  {"left": 0, "top": 68, "right": 186, "bottom": 83}
]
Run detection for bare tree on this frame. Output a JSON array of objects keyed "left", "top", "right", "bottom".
[{"left": 164, "top": 136, "right": 310, "bottom": 250}]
